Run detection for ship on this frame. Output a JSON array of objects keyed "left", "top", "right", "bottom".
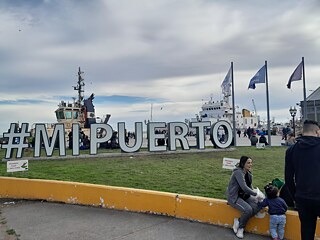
[
  {"left": 187, "top": 79, "right": 259, "bottom": 132},
  {"left": 31, "top": 67, "right": 111, "bottom": 138}
]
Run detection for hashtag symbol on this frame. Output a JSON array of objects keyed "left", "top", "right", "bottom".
[{"left": 2, "top": 123, "right": 30, "bottom": 159}]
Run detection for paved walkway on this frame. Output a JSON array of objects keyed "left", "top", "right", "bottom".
[{"left": 0, "top": 199, "right": 270, "bottom": 240}]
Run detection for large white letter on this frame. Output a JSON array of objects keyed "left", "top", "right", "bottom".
[
  {"left": 118, "top": 122, "right": 143, "bottom": 153},
  {"left": 190, "top": 121, "right": 211, "bottom": 149},
  {"left": 210, "top": 120, "right": 233, "bottom": 148},
  {"left": 34, "top": 123, "right": 66, "bottom": 157},
  {"left": 90, "top": 123, "right": 113, "bottom": 155},
  {"left": 71, "top": 124, "right": 80, "bottom": 156},
  {"left": 148, "top": 122, "right": 166, "bottom": 152},
  {"left": 168, "top": 122, "right": 189, "bottom": 151}
]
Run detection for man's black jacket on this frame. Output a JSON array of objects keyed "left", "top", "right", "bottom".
[{"left": 285, "top": 136, "right": 320, "bottom": 202}]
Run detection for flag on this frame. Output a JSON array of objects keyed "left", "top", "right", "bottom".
[
  {"left": 287, "top": 61, "right": 303, "bottom": 89},
  {"left": 248, "top": 65, "right": 266, "bottom": 89},
  {"left": 221, "top": 67, "right": 231, "bottom": 95}
]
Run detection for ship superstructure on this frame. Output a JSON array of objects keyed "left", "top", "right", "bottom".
[
  {"left": 188, "top": 78, "right": 258, "bottom": 131},
  {"left": 31, "top": 67, "right": 110, "bottom": 138}
]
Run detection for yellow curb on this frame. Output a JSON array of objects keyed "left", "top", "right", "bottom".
[{"left": 1, "top": 177, "right": 319, "bottom": 240}]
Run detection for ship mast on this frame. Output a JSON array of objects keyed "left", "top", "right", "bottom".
[
  {"left": 74, "top": 67, "right": 85, "bottom": 108},
  {"left": 221, "top": 92, "right": 228, "bottom": 106}
]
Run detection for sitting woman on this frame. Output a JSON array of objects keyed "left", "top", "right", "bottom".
[
  {"left": 227, "top": 156, "right": 260, "bottom": 239},
  {"left": 259, "top": 133, "right": 269, "bottom": 145}
]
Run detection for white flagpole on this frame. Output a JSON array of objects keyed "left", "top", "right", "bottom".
[
  {"left": 302, "top": 57, "right": 307, "bottom": 121},
  {"left": 265, "top": 60, "right": 271, "bottom": 146},
  {"left": 231, "top": 62, "right": 236, "bottom": 146}
]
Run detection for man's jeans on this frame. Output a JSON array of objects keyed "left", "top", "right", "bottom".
[
  {"left": 296, "top": 199, "right": 320, "bottom": 240},
  {"left": 269, "top": 214, "right": 286, "bottom": 239}
]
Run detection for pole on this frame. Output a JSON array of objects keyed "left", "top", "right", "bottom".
[
  {"left": 231, "top": 62, "right": 236, "bottom": 146},
  {"left": 265, "top": 61, "right": 272, "bottom": 146},
  {"left": 293, "top": 116, "right": 296, "bottom": 137},
  {"left": 150, "top": 103, "right": 153, "bottom": 122},
  {"left": 302, "top": 57, "right": 307, "bottom": 121}
]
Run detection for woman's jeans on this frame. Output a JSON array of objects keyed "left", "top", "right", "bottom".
[
  {"left": 269, "top": 214, "right": 286, "bottom": 239},
  {"left": 229, "top": 197, "right": 260, "bottom": 229}
]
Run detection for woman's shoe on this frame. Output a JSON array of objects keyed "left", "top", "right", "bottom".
[
  {"left": 233, "top": 218, "right": 239, "bottom": 234},
  {"left": 236, "top": 228, "right": 244, "bottom": 239}
]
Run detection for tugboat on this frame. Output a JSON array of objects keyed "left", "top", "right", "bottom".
[{"left": 31, "top": 67, "right": 111, "bottom": 139}]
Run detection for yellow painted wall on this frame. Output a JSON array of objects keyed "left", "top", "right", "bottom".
[{"left": 1, "top": 177, "right": 319, "bottom": 240}]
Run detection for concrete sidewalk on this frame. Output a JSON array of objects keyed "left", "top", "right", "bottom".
[{"left": 0, "top": 199, "right": 270, "bottom": 240}]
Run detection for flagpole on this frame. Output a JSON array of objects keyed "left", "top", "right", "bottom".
[
  {"left": 231, "top": 62, "right": 236, "bottom": 146},
  {"left": 302, "top": 57, "right": 307, "bottom": 121},
  {"left": 265, "top": 60, "right": 271, "bottom": 146}
]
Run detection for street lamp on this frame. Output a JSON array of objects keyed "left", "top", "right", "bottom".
[{"left": 289, "top": 107, "right": 297, "bottom": 136}]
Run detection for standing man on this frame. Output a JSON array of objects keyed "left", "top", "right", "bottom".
[{"left": 285, "top": 120, "right": 320, "bottom": 240}]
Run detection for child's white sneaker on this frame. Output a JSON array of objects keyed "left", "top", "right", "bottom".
[
  {"left": 233, "top": 218, "right": 239, "bottom": 234},
  {"left": 236, "top": 228, "right": 244, "bottom": 239}
]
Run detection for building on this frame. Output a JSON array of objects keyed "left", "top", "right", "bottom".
[
  {"left": 300, "top": 86, "right": 320, "bottom": 122},
  {"left": 242, "top": 109, "right": 259, "bottom": 129}
]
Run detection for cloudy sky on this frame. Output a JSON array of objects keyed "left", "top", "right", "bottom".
[{"left": 0, "top": 0, "right": 320, "bottom": 134}]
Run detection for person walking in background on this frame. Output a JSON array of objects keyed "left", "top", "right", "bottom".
[
  {"left": 237, "top": 129, "right": 241, "bottom": 138},
  {"left": 250, "top": 132, "right": 258, "bottom": 146},
  {"left": 285, "top": 120, "right": 320, "bottom": 240},
  {"left": 227, "top": 156, "right": 260, "bottom": 239},
  {"left": 282, "top": 126, "right": 292, "bottom": 140},
  {"left": 259, "top": 184, "right": 287, "bottom": 240},
  {"left": 282, "top": 127, "right": 288, "bottom": 140},
  {"left": 246, "top": 127, "right": 252, "bottom": 139},
  {"left": 285, "top": 133, "right": 296, "bottom": 146}
]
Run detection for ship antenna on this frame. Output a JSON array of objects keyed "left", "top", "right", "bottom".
[{"left": 74, "top": 67, "right": 85, "bottom": 107}]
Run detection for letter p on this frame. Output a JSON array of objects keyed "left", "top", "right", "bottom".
[{"left": 90, "top": 124, "right": 113, "bottom": 154}]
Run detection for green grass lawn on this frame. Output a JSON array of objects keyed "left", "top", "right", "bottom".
[{"left": 0, "top": 146, "right": 287, "bottom": 199}]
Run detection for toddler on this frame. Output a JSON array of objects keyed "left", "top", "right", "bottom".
[{"left": 258, "top": 184, "right": 288, "bottom": 240}]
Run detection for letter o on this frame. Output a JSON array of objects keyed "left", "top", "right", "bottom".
[{"left": 210, "top": 120, "right": 233, "bottom": 148}]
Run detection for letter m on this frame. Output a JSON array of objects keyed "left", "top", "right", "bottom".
[{"left": 34, "top": 123, "right": 66, "bottom": 157}]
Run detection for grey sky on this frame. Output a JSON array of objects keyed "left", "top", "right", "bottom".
[{"left": 0, "top": 0, "right": 319, "bottom": 133}]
